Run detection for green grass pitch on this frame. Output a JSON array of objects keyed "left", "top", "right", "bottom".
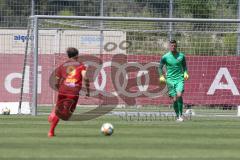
[{"left": 0, "top": 115, "right": 240, "bottom": 160}]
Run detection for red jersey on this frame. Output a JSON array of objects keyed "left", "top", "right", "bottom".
[{"left": 56, "top": 59, "right": 86, "bottom": 95}]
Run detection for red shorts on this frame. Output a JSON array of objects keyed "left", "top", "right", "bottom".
[{"left": 55, "top": 94, "right": 79, "bottom": 120}]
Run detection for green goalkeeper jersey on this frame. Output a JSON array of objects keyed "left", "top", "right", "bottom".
[{"left": 158, "top": 51, "right": 187, "bottom": 81}]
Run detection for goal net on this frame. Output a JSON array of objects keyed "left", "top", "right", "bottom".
[{"left": 19, "top": 16, "right": 240, "bottom": 119}]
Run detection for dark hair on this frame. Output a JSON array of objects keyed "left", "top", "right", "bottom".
[
  {"left": 66, "top": 47, "right": 79, "bottom": 58},
  {"left": 169, "top": 40, "right": 177, "bottom": 44}
]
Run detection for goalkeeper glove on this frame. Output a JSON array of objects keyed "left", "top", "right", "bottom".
[
  {"left": 159, "top": 75, "right": 166, "bottom": 83},
  {"left": 184, "top": 72, "right": 189, "bottom": 80}
]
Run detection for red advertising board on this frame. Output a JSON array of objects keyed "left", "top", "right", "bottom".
[{"left": 0, "top": 54, "right": 239, "bottom": 105}]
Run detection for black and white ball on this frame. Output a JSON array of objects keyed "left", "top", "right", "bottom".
[
  {"left": 101, "top": 123, "right": 114, "bottom": 136},
  {"left": 2, "top": 107, "right": 10, "bottom": 115}
]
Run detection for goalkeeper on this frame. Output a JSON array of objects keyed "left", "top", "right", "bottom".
[
  {"left": 158, "top": 40, "right": 189, "bottom": 122},
  {"left": 48, "top": 47, "right": 90, "bottom": 137}
]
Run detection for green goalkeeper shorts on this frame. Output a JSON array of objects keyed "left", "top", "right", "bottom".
[{"left": 166, "top": 79, "right": 184, "bottom": 97}]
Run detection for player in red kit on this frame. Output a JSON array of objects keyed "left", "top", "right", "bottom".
[{"left": 48, "top": 47, "right": 90, "bottom": 137}]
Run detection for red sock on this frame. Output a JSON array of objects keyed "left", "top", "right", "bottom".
[
  {"left": 48, "top": 108, "right": 56, "bottom": 123},
  {"left": 48, "top": 114, "right": 59, "bottom": 137}
]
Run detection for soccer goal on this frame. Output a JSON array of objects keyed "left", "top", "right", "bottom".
[{"left": 19, "top": 15, "right": 240, "bottom": 120}]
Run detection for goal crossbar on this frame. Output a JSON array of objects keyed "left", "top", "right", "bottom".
[{"left": 30, "top": 15, "right": 240, "bottom": 23}]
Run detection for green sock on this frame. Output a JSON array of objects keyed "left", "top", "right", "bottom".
[
  {"left": 177, "top": 97, "right": 183, "bottom": 116},
  {"left": 173, "top": 101, "right": 179, "bottom": 117}
]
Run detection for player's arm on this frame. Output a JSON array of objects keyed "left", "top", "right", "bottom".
[
  {"left": 182, "top": 55, "right": 189, "bottom": 80},
  {"left": 55, "top": 76, "right": 60, "bottom": 90},
  {"left": 158, "top": 56, "right": 166, "bottom": 83},
  {"left": 54, "top": 66, "right": 62, "bottom": 90},
  {"left": 81, "top": 70, "right": 90, "bottom": 97}
]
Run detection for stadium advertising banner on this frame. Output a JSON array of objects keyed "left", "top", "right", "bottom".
[
  {"left": 0, "top": 54, "right": 240, "bottom": 105},
  {"left": 0, "top": 29, "right": 126, "bottom": 54}
]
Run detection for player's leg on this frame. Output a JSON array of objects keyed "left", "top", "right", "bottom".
[
  {"left": 55, "top": 94, "right": 79, "bottom": 121},
  {"left": 48, "top": 111, "right": 59, "bottom": 137},
  {"left": 48, "top": 94, "right": 64, "bottom": 137},
  {"left": 176, "top": 93, "right": 183, "bottom": 117},
  {"left": 48, "top": 112, "right": 59, "bottom": 137},
  {"left": 172, "top": 96, "right": 178, "bottom": 118},
  {"left": 48, "top": 107, "right": 57, "bottom": 123},
  {"left": 48, "top": 94, "right": 78, "bottom": 137},
  {"left": 178, "top": 96, "right": 183, "bottom": 116},
  {"left": 176, "top": 80, "right": 184, "bottom": 121},
  {"left": 166, "top": 81, "right": 178, "bottom": 118}
]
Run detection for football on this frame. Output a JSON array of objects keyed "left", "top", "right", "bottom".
[
  {"left": 101, "top": 123, "right": 114, "bottom": 136},
  {"left": 2, "top": 107, "right": 10, "bottom": 115}
]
